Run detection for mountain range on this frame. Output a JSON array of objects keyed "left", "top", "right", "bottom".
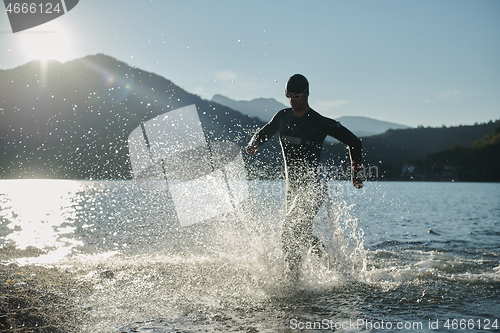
[
  {"left": 211, "top": 94, "right": 410, "bottom": 137},
  {"left": 1, "top": 54, "right": 498, "bottom": 181},
  {"left": 0, "top": 54, "right": 264, "bottom": 179}
]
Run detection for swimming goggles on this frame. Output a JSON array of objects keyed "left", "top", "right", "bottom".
[{"left": 285, "top": 88, "right": 308, "bottom": 100}]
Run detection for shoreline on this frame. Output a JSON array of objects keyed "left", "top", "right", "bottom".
[{"left": 0, "top": 263, "right": 80, "bottom": 332}]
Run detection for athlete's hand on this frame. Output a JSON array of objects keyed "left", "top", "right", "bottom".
[
  {"left": 353, "top": 176, "right": 364, "bottom": 189},
  {"left": 246, "top": 144, "right": 259, "bottom": 155},
  {"left": 352, "top": 162, "right": 364, "bottom": 189}
]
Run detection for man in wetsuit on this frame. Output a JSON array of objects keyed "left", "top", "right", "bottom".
[{"left": 246, "top": 74, "right": 363, "bottom": 271}]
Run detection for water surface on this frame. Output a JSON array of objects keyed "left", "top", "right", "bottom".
[{"left": 0, "top": 180, "right": 498, "bottom": 332}]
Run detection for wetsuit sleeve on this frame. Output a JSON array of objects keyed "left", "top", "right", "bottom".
[
  {"left": 248, "top": 110, "right": 283, "bottom": 147},
  {"left": 323, "top": 118, "right": 363, "bottom": 163}
]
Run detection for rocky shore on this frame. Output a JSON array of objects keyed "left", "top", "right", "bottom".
[{"left": 0, "top": 262, "right": 79, "bottom": 332}]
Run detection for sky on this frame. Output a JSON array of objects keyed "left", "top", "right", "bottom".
[{"left": 1, "top": 0, "right": 499, "bottom": 128}]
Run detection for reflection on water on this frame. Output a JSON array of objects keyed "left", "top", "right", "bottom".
[{"left": 0, "top": 179, "right": 84, "bottom": 264}]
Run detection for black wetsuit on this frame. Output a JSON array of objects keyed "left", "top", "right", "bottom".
[{"left": 249, "top": 108, "right": 362, "bottom": 265}]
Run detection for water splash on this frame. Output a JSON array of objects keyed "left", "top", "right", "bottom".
[{"left": 1, "top": 180, "right": 499, "bottom": 332}]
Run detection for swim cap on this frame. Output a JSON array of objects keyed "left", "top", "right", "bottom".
[{"left": 285, "top": 74, "right": 309, "bottom": 93}]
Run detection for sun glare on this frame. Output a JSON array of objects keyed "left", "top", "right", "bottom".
[
  {"left": 19, "top": 22, "right": 72, "bottom": 62},
  {"left": 0, "top": 180, "right": 84, "bottom": 264}
]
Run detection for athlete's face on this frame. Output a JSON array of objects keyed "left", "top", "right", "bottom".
[{"left": 287, "top": 91, "right": 309, "bottom": 112}]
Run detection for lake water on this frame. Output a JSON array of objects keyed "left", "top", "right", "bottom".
[{"left": 0, "top": 180, "right": 499, "bottom": 332}]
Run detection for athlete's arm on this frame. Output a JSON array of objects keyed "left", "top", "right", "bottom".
[
  {"left": 351, "top": 161, "right": 364, "bottom": 189},
  {"left": 323, "top": 119, "right": 362, "bottom": 161},
  {"left": 323, "top": 118, "right": 364, "bottom": 188},
  {"left": 246, "top": 110, "right": 283, "bottom": 155}
]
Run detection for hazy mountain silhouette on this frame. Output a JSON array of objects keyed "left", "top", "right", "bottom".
[
  {"left": 211, "top": 94, "right": 283, "bottom": 123},
  {"left": 0, "top": 54, "right": 274, "bottom": 179},
  {"left": 211, "top": 94, "right": 410, "bottom": 137},
  {"left": 335, "top": 116, "right": 409, "bottom": 137}
]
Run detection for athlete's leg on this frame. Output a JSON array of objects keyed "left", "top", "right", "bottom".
[{"left": 282, "top": 182, "right": 326, "bottom": 269}]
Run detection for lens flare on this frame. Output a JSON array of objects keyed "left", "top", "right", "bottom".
[{"left": 103, "top": 73, "right": 134, "bottom": 104}]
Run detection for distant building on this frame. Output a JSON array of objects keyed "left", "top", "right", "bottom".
[{"left": 401, "top": 164, "right": 416, "bottom": 175}]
